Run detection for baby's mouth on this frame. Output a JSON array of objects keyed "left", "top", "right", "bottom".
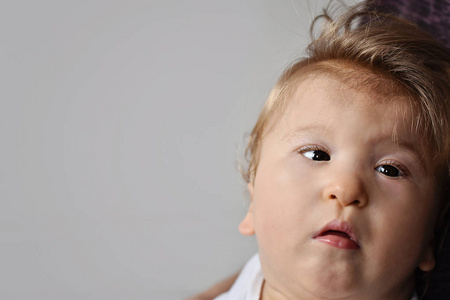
[
  {"left": 313, "top": 221, "right": 360, "bottom": 250},
  {"left": 321, "top": 230, "right": 352, "bottom": 239}
]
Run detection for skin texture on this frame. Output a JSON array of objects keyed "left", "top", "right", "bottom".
[{"left": 239, "top": 74, "right": 439, "bottom": 300}]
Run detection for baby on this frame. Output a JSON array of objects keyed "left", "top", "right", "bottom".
[{"left": 194, "top": 2, "right": 450, "bottom": 300}]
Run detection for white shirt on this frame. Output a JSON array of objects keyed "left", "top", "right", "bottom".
[
  {"left": 214, "top": 253, "right": 418, "bottom": 300},
  {"left": 214, "top": 254, "right": 263, "bottom": 300}
]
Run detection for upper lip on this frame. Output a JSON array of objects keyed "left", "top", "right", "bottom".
[{"left": 313, "top": 220, "right": 359, "bottom": 245}]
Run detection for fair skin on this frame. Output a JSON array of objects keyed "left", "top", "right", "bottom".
[{"left": 239, "top": 73, "right": 439, "bottom": 300}]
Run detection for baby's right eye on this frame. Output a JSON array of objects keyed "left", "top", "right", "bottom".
[{"left": 299, "top": 146, "right": 330, "bottom": 161}]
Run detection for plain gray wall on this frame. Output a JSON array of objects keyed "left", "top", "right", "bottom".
[{"left": 1, "top": 1, "right": 357, "bottom": 299}]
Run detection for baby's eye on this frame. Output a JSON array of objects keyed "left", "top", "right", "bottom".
[
  {"left": 301, "top": 149, "right": 330, "bottom": 161},
  {"left": 375, "top": 165, "right": 405, "bottom": 178}
]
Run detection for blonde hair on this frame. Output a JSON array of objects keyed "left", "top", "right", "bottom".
[{"left": 243, "top": 1, "right": 450, "bottom": 186}]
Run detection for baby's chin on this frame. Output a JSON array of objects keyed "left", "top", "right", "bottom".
[
  {"left": 263, "top": 258, "right": 367, "bottom": 299},
  {"left": 263, "top": 277, "right": 362, "bottom": 300},
  {"left": 299, "top": 270, "right": 362, "bottom": 298},
  {"left": 265, "top": 266, "right": 415, "bottom": 300}
]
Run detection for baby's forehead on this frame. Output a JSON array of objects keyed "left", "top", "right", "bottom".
[
  {"left": 282, "top": 68, "right": 415, "bottom": 124},
  {"left": 295, "top": 62, "right": 409, "bottom": 105}
]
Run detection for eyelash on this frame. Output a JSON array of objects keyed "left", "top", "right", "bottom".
[
  {"left": 296, "top": 145, "right": 411, "bottom": 178},
  {"left": 297, "top": 144, "right": 329, "bottom": 154}
]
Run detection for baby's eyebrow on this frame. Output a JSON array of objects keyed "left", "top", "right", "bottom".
[{"left": 281, "top": 124, "right": 329, "bottom": 142}]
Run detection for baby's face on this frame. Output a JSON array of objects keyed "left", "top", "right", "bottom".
[{"left": 240, "top": 75, "right": 440, "bottom": 299}]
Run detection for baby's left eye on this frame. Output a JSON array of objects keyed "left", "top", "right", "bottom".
[
  {"left": 375, "top": 165, "right": 404, "bottom": 177},
  {"left": 302, "top": 149, "right": 330, "bottom": 161}
]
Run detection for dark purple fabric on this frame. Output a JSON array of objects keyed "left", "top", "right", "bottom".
[{"left": 376, "top": 0, "right": 450, "bottom": 50}]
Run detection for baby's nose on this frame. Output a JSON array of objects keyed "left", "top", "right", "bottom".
[{"left": 322, "top": 172, "right": 368, "bottom": 208}]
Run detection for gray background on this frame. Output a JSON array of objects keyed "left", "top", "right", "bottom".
[{"left": 1, "top": 0, "right": 355, "bottom": 299}]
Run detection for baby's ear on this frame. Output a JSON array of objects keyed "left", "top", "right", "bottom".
[
  {"left": 238, "top": 183, "right": 255, "bottom": 236},
  {"left": 418, "top": 242, "right": 436, "bottom": 272}
]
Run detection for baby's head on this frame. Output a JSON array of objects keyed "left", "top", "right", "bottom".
[{"left": 239, "top": 2, "right": 450, "bottom": 299}]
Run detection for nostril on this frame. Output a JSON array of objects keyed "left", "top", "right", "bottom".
[{"left": 330, "top": 194, "right": 337, "bottom": 199}]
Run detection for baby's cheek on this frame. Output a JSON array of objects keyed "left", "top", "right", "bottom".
[
  {"left": 255, "top": 203, "right": 300, "bottom": 254},
  {"left": 254, "top": 204, "right": 281, "bottom": 240}
]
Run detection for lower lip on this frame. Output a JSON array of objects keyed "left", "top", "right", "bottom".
[{"left": 314, "top": 234, "right": 359, "bottom": 250}]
